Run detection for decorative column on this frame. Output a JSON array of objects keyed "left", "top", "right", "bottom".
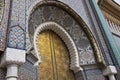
[
  {"left": 6, "top": 64, "right": 18, "bottom": 80},
  {"left": 5, "top": 48, "right": 26, "bottom": 80},
  {"left": 103, "top": 66, "right": 117, "bottom": 80},
  {"left": 108, "top": 74, "right": 116, "bottom": 80}
]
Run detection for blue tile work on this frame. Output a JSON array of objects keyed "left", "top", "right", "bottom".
[
  {"left": 28, "top": 6, "right": 96, "bottom": 65},
  {"left": 26, "top": 0, "right": 35, "bottom": 9},
  {"left": 85, "top": 68, "right": 107, "bottom": 80},
  {"left": 25, "top": 0, "right": 37, "bottom": 50},
  {"left": 0, "top": 0, "right": 10, "bottom": 51},
  {"left": 7, "top": 0, "right": 26, "bottom": 50},
  {"left": 25, "top": 33, "right": 31, "bottom": 50},
  {"left": 0, "top": 68, "right": 6, "bottom": 80},
  {"left": 7, "top": 26, "right": 25, "bottom": 49},
  {"left": 0, "top": 0, "right": 4, "bottom": 22},
  {"left": 10, "top": 0, "right": 26, "bottom": 29},
  {"left": 6, "top": 0, "right": 38, "bottom": 51},
  {"left": 116, "top": 70, "right": 120, "bottom": 79},
  {"left": 18, "top": 59, "right": 37, "bottom": 80},
  {"left": 75, "top": 71, "right": 84, "bottom": 80}
]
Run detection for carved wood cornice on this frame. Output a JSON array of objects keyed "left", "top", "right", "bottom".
[
  {"left": 101, "top": 0, "right": 120, "bottom": 24},
  {"left": 102, "top": 10, "right": 120, "bottom": 26}
]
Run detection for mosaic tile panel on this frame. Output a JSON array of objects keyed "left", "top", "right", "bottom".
[
  {"left": 116, "top": 69, "right": 120, "bottom": 80},
  {"left": 6, "top": 0, "right": 26, "bottom": 50},
  {"left": 59, "top": 0, "right": 112, "bottom": 65},
  {"left": 18, "top": 60, "right": 36, "bottom": 80},
  {"left": 85, "top": 68, "right": 107, "bottom": 80},
  {"left": 8, "top": 26, "right": 25, "bottom": 49},
  {"left": 26, "top": 1, "right": 111, "bottom": 66},
  {"left": 6, "top": 0, "right": 35, "bottom": 50},
  {"left": 0, "top": 0, "right": 10, "bottom": 51},
  {"left": 28, "top": 6, "right": 96, "bottom": 65},
  {"left": 26, "top": 0, "right": 35, "bottom": 9},
  {"left": 0, "top": 0, "right": 4, "bottom": 22},
  {"left": 25, "top": 0, "right": 31, "bottom": 50},
  {"left": 26, "top": 33, "right": 31, "bottom": 50},
  {"left": 10, "top": 0, "right": 26, "bottom": 29},
  {"left": 75, "top": 71, "right": 85, "bottom": 80},
  {"left": 0, "top": 68, "right": 6, "bottom": 80}
]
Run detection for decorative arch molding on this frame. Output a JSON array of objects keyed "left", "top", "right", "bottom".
[
  {"left": 34, "top": 22, "right": 81, "bottom": 72},
  {"left": 27, "top": 0, "right": 105, "bottom": 70}
]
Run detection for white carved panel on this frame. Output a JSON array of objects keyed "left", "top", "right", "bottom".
[{"left": 6, "top": 48, "right": 26, "bottom": 65}]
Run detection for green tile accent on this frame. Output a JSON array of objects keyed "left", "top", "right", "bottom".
[{"left": 91, "top": 0, "right": 120, "bottom": 67}]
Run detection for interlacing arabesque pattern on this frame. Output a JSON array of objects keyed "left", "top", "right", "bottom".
[{"left": 29, "top": 6, "right": 96, "bottom": 66}]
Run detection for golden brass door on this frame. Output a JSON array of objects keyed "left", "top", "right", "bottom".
[{"left": 36, "top": 30, "right": 75, "bottom": 80}]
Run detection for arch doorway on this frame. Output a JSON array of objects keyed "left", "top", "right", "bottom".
[{"left": 36, "top": 30, "right": 75, "bottom": 80}]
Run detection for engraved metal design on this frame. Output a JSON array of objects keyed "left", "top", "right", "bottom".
[{"left": 37, "top": 30, "right": 75, "bottom": 80}]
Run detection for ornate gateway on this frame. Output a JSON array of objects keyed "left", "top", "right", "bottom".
[{"left": 28, "top": 1, "right": 105, "bottom": 80}]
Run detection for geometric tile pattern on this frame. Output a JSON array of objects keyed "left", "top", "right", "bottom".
[
  {"left": 26, "top": 0, "right": 35, "bottom": 9},
  {"left": 18, "top": 60, "right": 37, "bottom": 80},
  {"left": 75, "top": 71, "right": 84, "bottom": 80},
  {"left": 0, "top": 0, "right": 4, "bottom": 22},
  {"left": 116, "top": 70, "right": 120, "bottom": 80},
  {"left": 85, "top": 68, "right": 107, "bottom": 80},
  {"left": 28, "top": 6, "right": 96, "bottom": 65},
  {"left": 10, "top": 0, "right": 26, "bottom": 29},
  {"left": 26, "top": 0, "right": 37, "bottom": 50},
  {"left": 0, "top": 68, "right": 6, "bottom": 80},
  {"left": 7, "top": 0, "right": 26, "bottom": 50},
  {"left": 0, "top": 0, "right": 10, "bottom": 51},
  {"left": 26, "top": 33, "right": 31, "bottom": 50},
  {"left": 18, "top": 0, "right": 26, "bottom": 29},
  {"left": 7, "top": 26, "right": 25, "bottom": 50}
]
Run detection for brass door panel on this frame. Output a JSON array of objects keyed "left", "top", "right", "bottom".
[{"left": 36, "top": 30, "right": 75, "bottom": 80}]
